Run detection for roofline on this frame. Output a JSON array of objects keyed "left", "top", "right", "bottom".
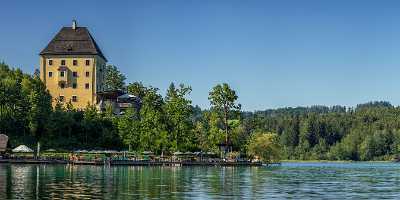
[
  {"left": 39, "top": 26, "right": 108, "bottom": 62},
  {"left": 39, "top": 52, "right": 108, "bottom": 62}
]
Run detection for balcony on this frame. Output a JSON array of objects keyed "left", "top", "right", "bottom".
[{"left": 57, "top": 66, "right": 69, "bottom": 84}]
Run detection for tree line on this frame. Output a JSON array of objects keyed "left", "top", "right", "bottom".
[
  {"left": 1, "top": 62, "right": 248, "bottom": 157},
  {"left": 1, "top": 61, "right": 400, "bottom": 161},
  {"left": 246, "top": 102, "right": 400, "bottom": 161}
]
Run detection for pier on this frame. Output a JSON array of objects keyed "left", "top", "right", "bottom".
[{"left": 0, "top": 159, "right": 270, "bottom": 167}]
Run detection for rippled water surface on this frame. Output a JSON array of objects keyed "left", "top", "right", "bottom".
[{"left": 0, "top": 162, "right": 400, "bottom": 199}]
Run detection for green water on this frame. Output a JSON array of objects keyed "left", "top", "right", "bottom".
[{"left": 0, "top": 162, "right": 399, "bottom": 199}]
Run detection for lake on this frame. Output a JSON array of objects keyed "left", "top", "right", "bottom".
[{"left": 0, "top": 162, "right": 399, "bottom": 199}]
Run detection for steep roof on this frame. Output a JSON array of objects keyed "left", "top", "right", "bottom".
[{"left": 40, "top": 27, "right": 107, "bottom": 61}]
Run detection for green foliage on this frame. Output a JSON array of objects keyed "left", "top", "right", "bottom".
[
  {"left": 2, "top": 61, "right": 400, "bottom": 161},
  {"left": 117, "top": 108, "right": 140, "bottom": 151},
  {"left": 0, "top": 63, "right": 52, "bottom": 154},
  {"left": 208, "top": 83, "right": 241, "bottom": 148},
  {"left": 194, "top": 120, "right": 211, "bottom": 151},
  {"left": 26, "top": 76, "right": 52, "bottom": 139},
  {"left": 164, "top": 83, "right": 194, "bottom": 151},
  {"left": 247, "top": 132, "right": 282, "bottom": 163},
  {"left": 127, "top": 82, "right": 148, "bottom": 99},
  {"left": 139, "top": 86, "right": 168, "bottom": 153},
  {"left": 104, "top": 65, "right": 126, "bottom": 91},
  {"left": 248, "top": 102, "right": 400, "bottom": 161},
  {"left": 0, "top": 63, "right": 31, "bottom": 146},
  {"left": 0, "top": 62, "right": 123, "bottom": 150}
]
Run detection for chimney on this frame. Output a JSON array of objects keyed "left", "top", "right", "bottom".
[{"left": 72, "top": 20, "right": 77, "bottom": 30}]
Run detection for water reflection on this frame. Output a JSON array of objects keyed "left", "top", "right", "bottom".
[{"left": 0, "top": 162, "right": 400, "bottom": 199}]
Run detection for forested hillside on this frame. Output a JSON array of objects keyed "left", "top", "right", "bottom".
[
  {"left": 1, "top": 62, "right": 400, "bottom": 160},
  {"left": 243, "top": 102, "right": 400, "bottom": 160}
]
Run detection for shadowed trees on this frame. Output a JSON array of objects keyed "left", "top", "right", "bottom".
[{"left": 2, "top": 61, "right": 400, "bottom": 161}]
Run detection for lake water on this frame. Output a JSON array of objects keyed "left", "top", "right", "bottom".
[{"left": 0, "top": 162, "right": 399, "bottom": 199}]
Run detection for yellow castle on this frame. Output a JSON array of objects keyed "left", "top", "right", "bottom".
[{"left": 39, "top": 20, "right": 107, "bottom": 109}]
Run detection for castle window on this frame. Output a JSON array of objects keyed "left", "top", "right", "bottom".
[
  {"left": 61, "top": 60, "right": 66, "bottom": 66},
  {"left": 60, "top": 71, "right": 65, "bottom": 77},
  {"left": 60, "top": 83, "right": 65, "bottom": 89},
  {"left": 73, "top": 71, "right": 78, "bottom": 77},
  {"left": 85, "top": 71, "right": 90, "bottom": 77},
  {"left": 72, "top": 96, "right": 78, "bottom": 102},
  {"left": 72, "top": 83, "right": 77, "bottom": 89},
  {"left": 73, "top": 60, "right": 77, "bottom": 66},
  {"left": 48, "top": 72, "right": 53, "bottom": 77},
  {"left": 85, "top": 83, "right": 90, "bottom": 89},
  {"left": 85, "top": 60, "right": 90, "bottom": 66},
  {"left": 59, "top": 95, "right": 64, "bottom": 102},
  {"left": 49, "top": 60, "right": 53, "bottom": 66}
]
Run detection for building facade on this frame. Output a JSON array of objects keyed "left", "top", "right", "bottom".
[{"left": 39, "top": 21, "right": 107, "bottom": 109}]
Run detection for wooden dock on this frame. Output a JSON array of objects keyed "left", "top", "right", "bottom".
[
  {"left": 0, "top": 159, "right": 266, "bottom": 167},
  {"left": 0, "top": 159, "right": 67, "bottom": 164},
  {"left": 111, "top": 160, "right": 263, "bottom": 166}
]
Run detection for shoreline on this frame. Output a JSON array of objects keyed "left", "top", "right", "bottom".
[
  {"left": 1, "top": 158, "right": 396, "bottom": 166},
  {"left": 0, "top": 159, "right": 267, "bottom": 167},
  {"left": 282, "top": 160, "right": 394, "bottom": 163}
]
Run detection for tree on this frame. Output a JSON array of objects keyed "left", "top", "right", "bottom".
[
  {"left": 164, "top": 83, "right": 193, "bottom": 151},
  {"left": 33, "top": 69, "right": 40, "bottom": 78},
  {"left": 7, "top": 60, "right": 400, "bottom": 161},
  {"left": 139, "top": 87, "right": 168, "bottom": 153},
  {"left": 82, "top": 105, "right": 99, "bottom": 147},
  {"left": 127, "top": 82, "right": 148, "bottom": 99},
  {"left": 247, "top": 132, "right": 282, "bottom": 163},
  {"left": 127, "top": 81, "right": 148, "bottom": 114},
  {"left": 117, "top": 108, "right": 141, "bottom": 151},
  {"left": 24, "top": 76, "right": 52, "bottom": 156},
  {"left": 359, "top": 130, "right": 393, "bottom": 160},
  {"left": 104, "top": 65, "right": 126, "bottom": 91},
  {"left": 208, "top": 111, "right": 225, "bottom": 152},
  {"left": 208, "top": 83, "right": 241, "bottom": 151},
  {"left": 194, "top": 120, "right": 210, "bottom": 152},
  {"left": 0, "top": 63, "right": 29, "bottom": 145}
]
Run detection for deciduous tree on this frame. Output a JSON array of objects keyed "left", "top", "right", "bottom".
[
  {"left": 164, "top": 83, "right": 193, "bottom": 151},
  {"left": 208, "top": 83, "right": 240, "bottom": 151},
  {"left": 104, "top": 65, "right": 126, "bottom": 91}
]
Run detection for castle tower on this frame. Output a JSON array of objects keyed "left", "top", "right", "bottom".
[{"left": 39, "top": 20, "right": 107, "bottom": 109}]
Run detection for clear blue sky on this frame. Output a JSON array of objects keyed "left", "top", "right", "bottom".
[{"left": 1, "top": 0, "right": 400, "bottom": 111}]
